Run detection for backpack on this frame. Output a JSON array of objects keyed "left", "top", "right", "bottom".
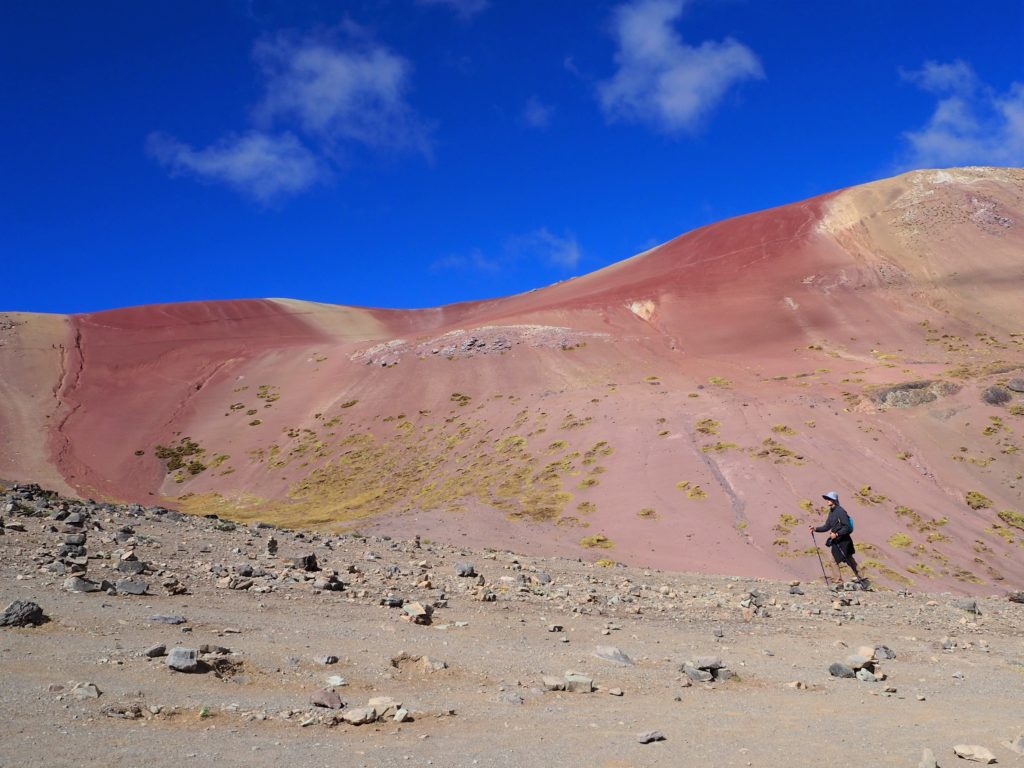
[{"left": 847, "top": 513, "right": 855, "bottom": 534}]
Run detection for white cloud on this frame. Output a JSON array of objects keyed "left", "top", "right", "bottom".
[
  {"left": 432, "top": 228, "right": 582, "bottom": 273},
  {"left": 149, "top": 32, "right": 427, "bottom": 202},
  {"left": 147, "top": 131, "right": 321, "bottom": 203},
  {"left": 901, "top": 60, "right": 1024, "bottom": 168},
  {"left": 598, "top": 0, "right": 763, "bottom": 133},
  {"left": 415, "top": 0, "right": 489, "bottom": 18},
  {"left": 522, "top": 97, "right": 554, "bottom": 128},
  {"left": 529, "top": 228, "right": 582, "bottom": 269},
  {"left": 254, "top": 34, "right": 429, "bottom": 154}
]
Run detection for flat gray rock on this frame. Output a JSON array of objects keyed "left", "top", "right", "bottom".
[
  {"left": 829, "top": 662, "right": 856, "bottom": 678},
  {"left": 116, "top": 579, "right": 148, "bottom": 596},
  {"left": 64, "top": 576, "right": 101, "bottom": 593},
  {"left": 167, "top": 647, "right": 199, "bottom": 673},
  {"left": 148, "top": 615, "right": 187, "bottom": 624},
  {"left": 145, "top": 643, "right": 167, "bottom": 658},
  {"left": 594, "top": 645, "right": 634, "bottom": 665},
  {"left": 637, "top": 731, "right": 666, "bottom": 744}
]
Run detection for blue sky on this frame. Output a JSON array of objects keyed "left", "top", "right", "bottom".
[{"left": 2, "top": 0, "right": 1022, "bottom": 314}]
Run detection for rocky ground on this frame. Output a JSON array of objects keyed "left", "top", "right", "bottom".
[{"left": 1, "top": 483, "right": 1023, "bottom": 768}]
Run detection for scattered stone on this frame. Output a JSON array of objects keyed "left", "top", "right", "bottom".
[
  {"left": 637, "top": 731, "right": 666, "bottom": 744},
  {"left": 608, "top": 687, "right": 624, "bottom": 696},
  {"left": 1002, "top": 734, "right": 1024, "bottom": 756},
  {"left": 317, "top": 655, "right": 339, "bottom": 665},
  {"left": 497, "top": 691, "right": 524, "bottom": 705},
  {"left": 548, "top": 624, "right": 563, "bottom": 633},
  {"left": 64, "top": 576, "right": 101, "bottom": 593},
  {"left": 0, "top": 599, "right": 47, "bottom": 627},
  {"left": 394, "top": 708, "right": 410, "bottom": 723},
  {"left": 952, "top": 744, "right": 996, "bottom": 763},
  {"left": 919, "top": 747, "right": 938, "bottom": 768},
  {"left": 149, "top": 615, "right": 187, "bottom": 625},
  {"left": 455, "top": 562, "right": 476, "bottom": 577},
  {"left": 954, "top": 598, "right": 980, "bottom": 615},
  {"left": 116, "top": 560, "right": 147, "bottom": 575},
  {"left": 294, "top": 554, "right": 320, "bottom": 572},
  {"left": 542, "top": 675, "right": 565, "bottom": 691},
  {"left": 856, "top": 668, "right": 878, "bottom": 683},
  {"left": 145, "top": 643, "right": 167, "bottom": 658},
  {"left": 311, "top": 690, "right": 344, "bottom": 709},
  {"left": 116, "top": 578, "right": 148, "bottom": 596},
  {"left": 564, "top": 672, "right": 594, "bottom": 693},
  {"left": 829, "top": 663, "right": 856, "bottom": 678},
  {"left": 875, "top": 645, "right": 897, "bottom": 660},
  {"left": 166, "top": 647, "right": 200, "bottom": 673},
  {"left": 1007, "top": 592, "right": 1024, "bottom": 605},
  {"left": 401, "top": 601, "right": 432, "bottom": 625},
  {"left": 418, "top": 656, "right": 448, "bottom": 673},
  {"left": 594, "top": 645, "right": 633, "bottom": 666},
  {"left": 71, "top": 682, "right": 101, "bottom": 700},
  {"left": 342, "top": 707, "right": 377, "bottom": 725},
  {"left": 682, "top": 664, "right": 713, "bottom": 683},
  {"left": 326, "top": 675, "right": 347, "bottom": 687},
  {"left": 786, "top": 681, "right": 807, "bottom": 690}
]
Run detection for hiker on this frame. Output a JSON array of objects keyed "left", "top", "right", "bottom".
[{"left": 809, "top": 491, "right": 868, "bottom": 587}]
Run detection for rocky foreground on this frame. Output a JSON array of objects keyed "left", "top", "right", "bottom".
[{"left": 1, "top": 483, "right": 1023, "bottom": 768}]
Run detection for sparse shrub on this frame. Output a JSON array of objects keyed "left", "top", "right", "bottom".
[
  {"left": 577, "top": 501, "right": 596, "bottom": 514},
  {"left": 965, "top": 491, "right": 992, "bottom": 510},
  {"left": 578, "top": 477, "right": 599, "bottom": 489},
  {"left": 799, "top": 499, "right": 814, "bottom": 513},
  {"left": 695, "top": 419, "right": 720, "bottom": 435},
  {"left": 982, "top": 386, "right": 1012, "bottom": 405},
  {"left": 701, "top": 442, "right": 736, "bottom": 453},
  {"left": 340, "top": 400, "right": 358, "bottom": 408},
  {"left": 708, "top": 376, "right": 731, "bottom": 387},
  {"left": 249, "top": 419, "right": 262, "bottom": 426},
  {"left": 595, "top": 558, "right": 615, "bottom": 567},
  {"left": 998, "top": 510, "right": 1024, "bottom": 531},
  {"left": 637, "top": 508, "right": 658, "bottom": 519},
  {"left": 580, "top": 534, "right": 614, "bottom": 549},
  {"left": 676, "top": 480, "right": 691, "bottom": 490},
  {"left": 888, "top": 533, "right": 913, "bottom": 548},
  {"left": 687, "top": 485, "right": 707, "bottom": 500},
  {"left": 771, "top": 424, "right": 796, "bottom": 435}
]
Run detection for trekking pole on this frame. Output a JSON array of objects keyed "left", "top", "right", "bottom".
[{"left": 810, "top": 530, "right": 830, "bottom": 588}]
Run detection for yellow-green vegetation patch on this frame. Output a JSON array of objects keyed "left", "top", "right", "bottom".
[
  {"left": 708, "top": 376, "right": 731, "bottom": 387},
  {"left": 701, "top": 442, "right": 737, "bottom": 453},
  {"left": 595, "top": 558, "right": 616, "bottom": 567},
  {"left": 888, "top": 532, "right": 913, "bottom": 548},
  {"left": 906, "top": 563, "right": 936, "bottom": 577},
  {"left": 561, "top": 414, "right": 592, "bottom": 429},
  {"left": 687, "top": 485, "right": 707, "bottom": 500},
  {"left": 577, "top": 501, "right": 596, "bottom": 514},
  {"left": 998, "top": 510, "right": 1024, "bottom": 531},
  {"left": 450, "top": 392, "right": 472, "bottom": 407},
  {"left": 675, "top": 480, "right": 691, "bottom": 490},
  {"left": 637, "top": 507, "right": 658, "bottom": 519},
  {"left": 799, "top": 499, "right": 814, "bottom": 513},
  {"left": 154, "top": 437, "right": 209, "bottom": 482},
  {"left": 695, "top": 418, "right": 720, "bottom": 435},
  {"left": 256, "top": 384, "right": 280, "bottom": 404},
  {"left": 775, "top": 513, "right": 799, "bottom": 532},
  {"left": 340, "top": 399, "right": 358, "bottom": 409},
  {"left": 897, "top": 451, "right": 912, "bottom": 460},
  {"left": 965, "top": 491, "right": 992, "bottom": 510},
  {"left": 863, "top": 558, "right": 914, "bottom": 586},
  {"left": 754, "top": 438, "right": 802, "bottom": 464},
  {"left": 547, "top": 440, "right": 568, "bottom": 453},
  {"left": 770, "top": 424, "right": 796, "bottom": 435},
  {"left": 580, "top": 534, "right": 614, "bottom": 549},
  {"left": 577, "top": 477, "right": 599, "bottom": 489},
  {"left": 855, "top": 485, "right": 887, "bottom": 505}
]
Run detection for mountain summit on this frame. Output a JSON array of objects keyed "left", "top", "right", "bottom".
[{"left": 3, "top": 167, "right": 1023, "bottom": 592}]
